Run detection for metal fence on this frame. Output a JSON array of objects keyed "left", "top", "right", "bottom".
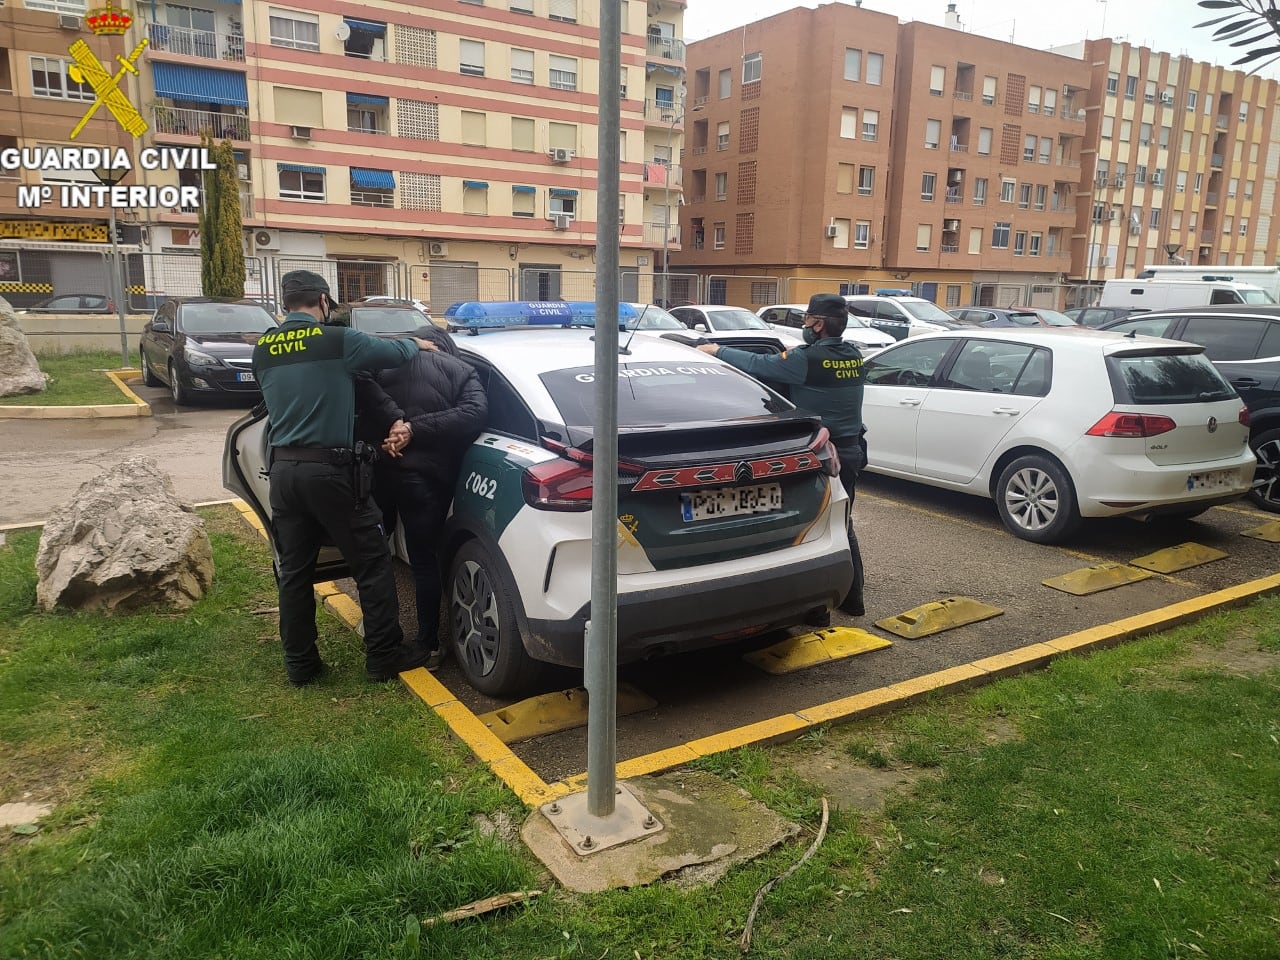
[
  {"left": 123, "top": 252, "right": 271, "bottom": 312},
  {"left": 407, "top": 264, "right": 515, "bottom": 314},
  {"left": 703, "top": 274, "right": 783, "bottom": 308},
  {"left": 269, "top": 257, "right": 403, "bottom": 306}
]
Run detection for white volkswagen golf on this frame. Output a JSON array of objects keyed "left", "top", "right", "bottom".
[{"left": 860, "top": 327, "right": 1256, "bottom": 543}]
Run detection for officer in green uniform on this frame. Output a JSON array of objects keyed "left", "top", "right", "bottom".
[
  {"left": 253, "top": 270, "right": 435, "bottom": 686},
  {"left": 697, "top": 292, "right": 866, "bottom": 616}
]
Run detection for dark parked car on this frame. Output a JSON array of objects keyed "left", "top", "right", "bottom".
[
  {"left": 20, "top": 294, "right": 113, "bottom": 313},
  {"left": 1064, "top": 306, "right": 1142, "bottom": 327},
  {"left": 948, "top": 307, "right": 1077, "bottom": 328},
  {"left": 1100, "top": 304, "right": 1280, "bottom": 512},
  {"left": 139, "top": 298, "right": 278, "bottom": 404}
]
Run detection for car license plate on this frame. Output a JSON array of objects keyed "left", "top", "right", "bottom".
[
  {"left": 1186, "top": 468, "right": 1234, "bottom": 490},
  {"left": 680, "top": 483, "right": 782, "bottom": 522},
  {"left": 236, "top": 371, "right": 255, "bottom": 383}
]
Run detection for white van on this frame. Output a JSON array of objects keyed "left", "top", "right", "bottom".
[
  {"left": 1099, "top": 278, "right": 1274, "bottom": 311},
  {"left": 1136, "top": 266, "right": 1280, "bottom": 303}
]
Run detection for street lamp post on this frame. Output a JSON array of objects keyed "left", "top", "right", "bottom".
[{"left": 93, "top": 164, "right": 131, "bottom": 367}]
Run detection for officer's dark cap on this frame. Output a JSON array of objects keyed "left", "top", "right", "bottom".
[
  {"left": 280, "top": 270, "right": 331, "bottom": 298},
  {"left": 807, "top": 293, "right": 847, "bottom": 320}
]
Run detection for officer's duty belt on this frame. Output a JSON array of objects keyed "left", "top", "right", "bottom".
[{"left": 271, "top": 446, "right": 352, "bottom": 465}]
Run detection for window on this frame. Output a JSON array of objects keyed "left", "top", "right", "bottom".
[
  {"left": 1039, "top": 137, "right": 1051, "bottom": 163},
  {"left": 992, "top": 221, "right": 1010, "bottom": 248},
  {"left": 1018, "top": 183, "right": 1031, "bottom": 208},
  {"left": 1043, "top": 87, "right": 1057, "bottom": 116},
  {"left": 977, "top": 127, "right": 992, "bottom": 156},
  {"left": 278, "top": 164, "right": 325, "bottom": 201},
  {"left": 1160, "top": 126, "right": 1170, "bottom": 149},
  {"left": 713, "top": 223, "right": 726, "bottom": 250},
  {"left": 1092, "top": 201, "right": 1107, "bottom": 222},
  {"left": 716, "top": 122, "right": 729, "bottom": 151},
  {"left": 973, "top": 177, "right": 987, "bottom": 205},
  {"left": 858, "top": 165, "right": 874, "bottom": 196},
  {"left": 866, "top": 52, "right": 883, "bottom": 84},
  {"left": 854, "top": 220, "right": 871, "bottom": 249},
  {"left": 1139, "top": 122, "right": 1152, "bottom": 146},
  {"left": 1239, "top": 103, "right": 1249, "bottom": 122},
  {"left": 840, "top": 107, "right": 858, "bottom": 139},
  {"left": 844, "top": 48, "right": 861, "bottom": 81},
  {"left": 832, "top": 219, "right": 850, "bottom": 249},
  {"left": 1149, "top": 207, "right": 1161, "bottom": 229},
  {"left": 462, "top": 180, "right": 487, "bottom": 215},
  {"left": 837, "top": 163, "right": 854, "bottom": 194},
  {"left": 1194, "top": 172, "right": 1203, "bottom": 194},
  {"left": 968, "top": 226, "right": 983, "bottom": 254},
  {"left": 714, "top": 172, "right": 727, "bottom": 200},
  {"left": 23, "top": 0, "right": 84, "bottom": 10},
  {"left": 1101, "top": 116, "right": 1114, "bottom": 139},
  {"left": 1124, "top": 75, "right": 1137, "bottom": 100},
  {"left": 1013, "top": 231, "right": 1026, "bottom": 256},
  {"left": 921, "top": 172, "right": 936, "bottom": 201},
  {"left": 1144, "top": 81, "right": 1156, "bottom": 104},
  {"left": 916, "top": 224, "right": 932, "bottom": 251},
  {"left": 1223, "top": 216, "right": 1233, "bottom": 235},
  {"left": 1119, "top": 120, "right": 1131, "bottom": 143},
  {"left": 862, "top": 109, "right": 879, "bottom": 141},
  {"left": 1176, "top": 171, "right": 1187, "bottom": 193},
  {"left": 510, "top": 0, "right": 533, "bottom": 12},
  {"left": 1000, "top": 179, "right": 1015, "bottom": 203},
  {"left": 511, "top": 116, "right": 534, "bottom": 151},
  {"left": 510, "top": 48, "right": 533, "bottom": 84},
  {"left": 1245, "top": 181, "right": 1254, "bottom": 200},
  {"left": 269, "top": 9, "right": 319, "bottom": 50},
  {"left": 930, "top": 66, "right": 945, "bottom": 96},
  {"left": 718, "top": 68, "right": 731, "bottom": 98},
  {"left": 460, "top": 110, "right": 485, "bottom": 145},
  {"left": 1029, "top": 232, "right": 1042, "bottom": 256},
  {"left": 742, "top": 51, "right": 761, "bottom": 84},
  {"left": 982, "top": 75, "right": 996, "bottom": 105},
  {"left": 459, "top": 39, "right": 484, "bottom": 77},
  {"left": 30, "top": 55, "right": 95, "bottom": 101},
  {"left": 549, "top": 55, "right": 577, "bottom": 91},
  {"left": 1204, "top": 93, "right": 1213, "bottom": 115},
  {"left": 1023, "top": 134, "right": 1036, "bottom": 161},
  {"left": 1240, "top": 217, "right": 1249, "bottom": 236},
  {"left": 925, "top": 119, "right": 941, "bottom": 149},
  {"left": 1103, "top": 73, "right": 1118, "bottom": 96},
  {"left": 548, "top": 121, "right": 575, "bottom": 151},
  {"left": 548, "top": 0, "right": 576, "bottom": 22},
  {"left": 1034, "top": 184, "right": 1047, "bottom": 210},
  {"left": 1187, "top": 90, "right": 1197, "bottom": 112},
  {"left": 512, "top": 186, "right": 535, "bottom": 217},
  {"left": 1135, "top": 164, "right": 1147, "bottom": 185},
  {"left": 1228, "top": 177, "right": 1238, "bottom": 198},
  {"left": 946, "top": 284, "right": 962, "bottom": 307}
]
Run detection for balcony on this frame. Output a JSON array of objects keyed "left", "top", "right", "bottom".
[
  {"left": 644, "top": 99, "right": 683, "bottom": 124},
  {"left": 239, "top": 190, "right": 254, "bottom": 219},
  {"left": 1205, "top": 191, "right": 1219, "bottom": 206},
  {"left": 949, "top": 142, "right": 968, "bottom": 153},
  {"left": 147, "top": 22, "right": 244, "bottom": 62},
  {"left": 940, "top": 243, "right": 959, "bottom": 253},
  {"left": 351, "top": 189, "right": 394, "bottom": 208},
  {"left": 945, "top": 191, "right": 963, "bottom": 204},
  {"left": 1216, "top": 114, "right": 1230, "bottom": 130},
  {"left": 646, "top": 35, "right": 685, "bottom": 62},
  {"left": 644, "top": 221, "right": 681, "bottom": 246},
  {"left": 953, "top": 90, "right": 972, "bottom": 101},
  {"left": 1210, "top": 153, "right": 1224, "bottom": 168},
  {"left": 644, "top": 162, "right": 682, "bottom": 187},
  {"left": 1202, "top": 230, "right": 1216, "bottom": 242},
  {"left": 154, "top": 105, "right": 249, "bottom": 141}
]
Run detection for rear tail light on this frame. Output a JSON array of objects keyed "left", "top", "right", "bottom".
[
  {"left": 1239, "top": 405, "right": 1250, "bottom": 427},
  {"left": 522, "top": 459, "right": 594, "bottom": 511},
  {"left": 1086, "top": 412, "right": 1177, "bottom": 438},
  {"left": 810, "top": 426, "right": 841, "bottom": 477}
]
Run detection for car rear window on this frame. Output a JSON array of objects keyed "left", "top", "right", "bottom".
[
  {"left": 1107, "top": 349, "right": 1236, "bottom": 405},
  {"left": 350, "top": 308, "right": 422, "bottom": 334},
  {"left": 180, "top": 303, "right": 276, "bottom": 334},
  {"left": 539, "top": 361, "right": 788, "bottom": 428}
]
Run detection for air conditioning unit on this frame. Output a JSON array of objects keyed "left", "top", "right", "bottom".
[
  {"left": 824, "top": 224, "right": 839, "bottom": 238},
  {"left": 427, "top": 241, "right": 449, "bottom": 258},
  {"left": 549, "top": 148, "right": 575, "bottom": 163},
  {"left": 236, "top": 163, "right": 250, "bottom": 180},
  {"left": 551, "top": 213, "right": 572, "bottom": 230},
  {"left": 58, "top": 13, "right": 81, "bottom": 29},
  {"left": 943, "top": 219, "right": 960, "bottom": 231},
  {"left": 290, "top": 125, "right": 312, "bottom": 140},
  {"left": 253, "top": 230, "right": 281, "bottom": 250},
  {"left": 1113, "top": 176, "right": 1126, "bottom": 188},
  {"left": 1160, "top": 93, "right": 1174, "bottom": 105},
  {"left": 1108, "top": 210, "right": 1118, "bottom": 221},
  {"left": 1150, "top": 172, "right": 1164, "bottom": 185},
  {"left": 949, "top": 170, "right": 963, "bottom": 183},
  {"left": 1099, "top": 255, "right": 1113, "bottom": 266}
]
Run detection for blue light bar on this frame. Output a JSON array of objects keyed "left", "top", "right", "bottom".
[{"left": 443, "top": 301, "right": 640, "bottom": 330}]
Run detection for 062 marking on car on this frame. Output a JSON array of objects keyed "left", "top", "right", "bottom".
[{"left": 465, "top": 471, "right": 497, "bottom": 499}]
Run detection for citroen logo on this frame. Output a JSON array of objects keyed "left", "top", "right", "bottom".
[
  {"left": 1207, "top": 416, "right": 1218, "bottom": 434},
  {"left": 734, "top": 461, "right": 754, "bottom": 482}
]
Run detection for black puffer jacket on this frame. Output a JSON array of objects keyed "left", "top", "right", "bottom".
[{"left": 355, "top": 327, "right": 487, "bottom": 489}]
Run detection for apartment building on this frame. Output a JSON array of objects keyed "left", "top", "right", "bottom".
[
  {"left": 676, "top": 5, "right": 1280, "bottom": 308},
  {"left": 2, "top": 0, "right": 687, "bottom": 308},
  {"left": 1075, "top": 38, "right": 1280, "bottom": 281}
]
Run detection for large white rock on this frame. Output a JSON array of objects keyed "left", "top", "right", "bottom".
[
  {"left": 35, "top": 457, "right": 214, "bottom": 613},
  {"left": 0, "top": 296, "right": 47, "bottom": 397}
]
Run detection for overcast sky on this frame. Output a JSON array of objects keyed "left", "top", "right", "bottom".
[{"left": 683, "top": 0, "right": 1277, "bottom": 77}]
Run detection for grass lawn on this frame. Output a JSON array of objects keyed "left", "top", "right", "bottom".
[
  {"left": 0, "top": 351, "right": 134, "bottom": 406},
  {"left": 1, "top": 508, "right": 1278, "bottom": 959}
]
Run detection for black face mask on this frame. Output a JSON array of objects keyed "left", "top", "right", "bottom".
[{"left": 803, "top": 322, "right": 822, "bottom": 345}]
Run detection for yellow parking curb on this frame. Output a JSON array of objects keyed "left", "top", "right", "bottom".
[
  {"left": 1241, "top": 520, "right": 1280, "bottom": 543},
  {"left": 0, "top": 368, "right": 151, "bottom": 419},
  {"left": 1042, "top": 562, "right": 1153, "bottom": 596},
  {"left": 1130, "top": 542, "right": 1228, "bottom": 574},
  {"left": 743, "top": 627, "right": 891, "bottom": 674},
  {"left": 478, "top": 684, "right": 657, "bottom": 745},
  {"left": 875, "top": 596, "right": 1003, "bottom": 639}
]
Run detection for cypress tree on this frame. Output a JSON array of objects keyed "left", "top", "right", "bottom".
[{"left": 199, "top": 134, "right": 245, "bottom": 298}]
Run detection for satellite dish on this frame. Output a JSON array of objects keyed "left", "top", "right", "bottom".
[{"left": 335, "top": 22, "right": 351, "bottom": 41}]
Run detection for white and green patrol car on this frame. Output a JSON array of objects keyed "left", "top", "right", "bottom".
[{"left": 225, "top": 302, "right": 854, "bottom": 696}]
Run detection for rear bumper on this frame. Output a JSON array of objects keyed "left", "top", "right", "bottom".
[
  {"left": 1073, "top": 447, "right": 1257, "bottom": 517},
  {"left": 523, "top": 547, "right": 854, "bottom": 667}
]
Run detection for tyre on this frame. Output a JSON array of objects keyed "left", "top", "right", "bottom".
[
  {"left": 448, "top": 539, "right": 541, "bottom": 696},
  {"left": 1247, "top": 427, "right": 1280, "bottom": 513},
  {"left": 168, "top": 362, "right": 191, "bottom": 405},
  {"left": 140, "top": 350, "right": 161, "bottom": 386},
  {"left": 995, "top": 454, "right": 1082, "bottom": 544}
]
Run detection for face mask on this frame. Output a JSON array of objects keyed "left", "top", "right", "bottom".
[{"left": 803, "top": 324, "right": 820, "bottom": 345}]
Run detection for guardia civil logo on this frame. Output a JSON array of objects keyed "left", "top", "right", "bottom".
[{"left": 67, "top": 1, "right": 149, "bottom": 140}]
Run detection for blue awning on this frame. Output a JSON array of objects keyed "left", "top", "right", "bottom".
[
  {"left": 645, "top": 63, "right": 685, "bottom": 76},
  {"left": 512, "top": 185, "right": 536, "bottom": 194},
  {"left": 343, "top": 17, "right": 386, "bottom": 34},
  {"left": 462, "top": 180, "right": 489, "bottom": 189},
  {"left": 351, "top": 168, "right": 395, "bottom": 189},
  {"left": 549, "top": 188, "right": 578, "bottom": 197},
  {"left": 278, "top": 163, "right": 325, "bottom": 174},
  {"left": 346, "top": 93, "right": 389, "bottom": 106},
  {"left": 152, "top": 62, "right": 248, "bottom": 107}
]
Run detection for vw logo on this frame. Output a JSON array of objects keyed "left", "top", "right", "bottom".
[{"left": 1207, "top": 416, "right": 1218, "bottom": 433}]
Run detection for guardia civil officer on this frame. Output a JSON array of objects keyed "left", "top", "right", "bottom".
[
  {"left": 253, "top": 270, "right": 436, "bottom": 686},
  {"left": 696, "top": 292, "right": 866, "bottom": 617}
]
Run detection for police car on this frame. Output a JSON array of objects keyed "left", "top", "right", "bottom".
[{"left": 224, "top": 302, "right": 854, "bottom": 696}]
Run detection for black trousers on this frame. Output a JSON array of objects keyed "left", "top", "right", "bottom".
[
  {"left": 268, "top": 459, "right": 404, "bottom": 679},
  {"left": 375, "top": 469, "right": 451, "bottom": 650},
  {"left": 832, "top": 436, "right": 866, "bottom": 612}
]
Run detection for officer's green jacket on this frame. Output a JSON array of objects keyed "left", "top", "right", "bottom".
[
  {"left": 715, "top": 337, "right": 865, "bottom": 441},
  {"left": 252, "top": 312, "right": 418, "bottom": 448}
]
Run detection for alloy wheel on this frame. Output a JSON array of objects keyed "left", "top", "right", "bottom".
[
  {"left": 451, "top": 558, "right": 501, "bottom": 678},
  {"left": 1251, "top": 434, "right": 1280, "bottom": 511},
  {"left": 1002, "top": 466, "right": 1060, "bottom": 532}
]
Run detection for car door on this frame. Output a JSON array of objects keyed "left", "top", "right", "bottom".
[
  {"left": 147, "top": 301, "right": 178, "bottom": 378},
  {"left": 914, "top": 340, "right": 1050, "bottom": 483},
  {"left": 1180, "top": 314, "right": 1279, "bottom": 413},
  {"left": 861, "top": 338, "right": 956, "bottom": 475}
]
